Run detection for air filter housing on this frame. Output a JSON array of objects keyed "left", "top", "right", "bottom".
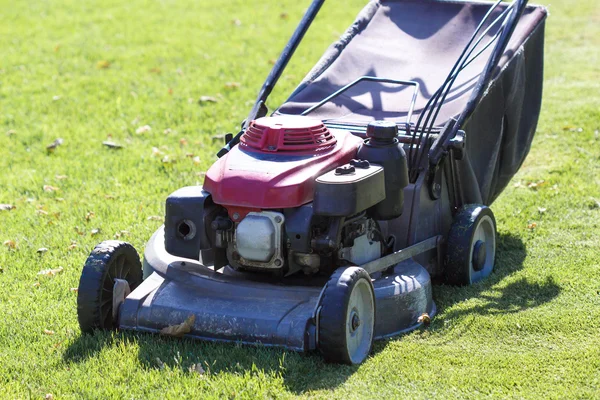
[{"left": 240, "top": 115, "right": 336, "bottom": 154}]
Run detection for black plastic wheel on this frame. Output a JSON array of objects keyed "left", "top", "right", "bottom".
[
  {"left": 445, "top": 204, "right": 497, "bottom": 286},
  {"left": 77, "top": 241, "right": 143, "bottom": 333},
  {"left": 318, "top": 266, "right": 375, "bottom": 365}
]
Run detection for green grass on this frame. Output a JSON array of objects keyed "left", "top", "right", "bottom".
[{"left": 1, "top": 0, "right": 599, "bottom": 398}]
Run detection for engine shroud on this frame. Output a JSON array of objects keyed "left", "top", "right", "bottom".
[{"left": 203, "top": 116, "right": 363, "bottom": 211}]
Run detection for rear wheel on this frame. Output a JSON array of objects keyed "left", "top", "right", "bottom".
[
  {"left": 77, "top": 241, "right": 143, "bottom": 333},
  {"left": 318, "top": 266, "right": 375, "bottom": 365},
  {"left": 445, "top": 204, "right": 496, "bottom": 286}
]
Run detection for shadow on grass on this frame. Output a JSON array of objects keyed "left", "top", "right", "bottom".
[
  {"left": 63, "top": 233, "right": 558, "bottom": 394},
  {"left": 432, "top": 232, "right": 561, "bottom": 322}
]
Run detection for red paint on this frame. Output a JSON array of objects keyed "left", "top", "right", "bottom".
[
  {"left": 241, "top": 115, "right": 337, "bottom": 154},
  {"left": 204, "top": 116, "right": 362, "bottom": 209}
]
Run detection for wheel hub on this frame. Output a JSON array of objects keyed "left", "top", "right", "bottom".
[
  {"left": 472, "top": 240, "right": 487, "bottom": 271},
  {"left": 350, "top": 311, "right": 361, "bottom": 332}
]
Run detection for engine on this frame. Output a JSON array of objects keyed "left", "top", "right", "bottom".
[{"left": 163, "top": 116, "right": 409, "bottom": 276}]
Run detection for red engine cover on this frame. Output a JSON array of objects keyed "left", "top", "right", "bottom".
[{"left": 204, "top": 116, "right": 362, "bottom": 211}]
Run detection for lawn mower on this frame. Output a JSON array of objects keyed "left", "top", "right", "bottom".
[{"left": 77, "top": 0, "right": 547, "bottom": 364}]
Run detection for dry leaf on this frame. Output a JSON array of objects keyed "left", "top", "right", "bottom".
[
  {"left": 149, "top": 67, "right": 162, "bottom": 74},
  {"left": 38, "top": 266, "right": 64, "bottom": 276},
  {"left": 193, "top": 156, "right": 201, "bottom": 165},
  {"left": 152, "top": 147, "right": 163, "bottom": 157},
  {"left": 90, "top": 228, "right": 100, "bottom": 236},
  {"left": 198, "top": 96, "right": 218, "bottom": 104},
  {"left": 189, "top": 363, "right": 205, "bottom": 375},
  {"left": 74, "top": 226, "right": 85, "bottom": 236},
  {"left": 68, "top": 241, "right": 78, "bottom": 250},
  {"left": 527, "top": 222, "right": 537, "bottom": 230},
  {"left": 37, "top": 247, "right": 49, "bottom": 254},
  {"left": 417, "top": 313, "right": 431, "bottom": 326},
  {"left": 0, "top": 204, "right": 15, "bottom": 211},
  {"left": 161, "top": 155, "right": 173, "bottom": 164},
  {"left": 36, "top": 209, "right": 49, "bottom": 216},
  {"left": 231, "top": 19, "right": 242, "bottom": 26},
  {"left": 3, "top": 240, "right": 17, "bottom": 249},
  {"left": 44, "top": 329, "right": 55, "bottom": 335},
  {"left": 147, "top": 216, "right": 162, "bottom": 221},
  {"left": 163, "top": 128, "right": 172, "bottom": 135},
  {"left": 538, "top": 207, "right": 547, "bottom": 214},
  {"left": 45, "top": 394, "right": 54, "bottom": 400},
  {"left": 55, "top": 197, "right": 65, "bottom": 202},
  {"left": 103, "top": 141, "right": 123, "bottom": 149},
  {"left": 43, "top": 185, "right": 59, "bottom": 192},
  {"left": 104, "top": 194, "right": 116, "bottom": 200},
  {"left": 136, "top": 125, "right": 152, "bottom": 134},
  {"left": 97, "top": 60, "right": 111, "bottom": 69},
  {"left": 70, "top": 287, "right": 78, "bottom": 293},
  {"left": 224, "top": 82, "right": 241, "bottom": 89},
  {"left": 33, "top": 282, "right": 40, "bottom": 287},
  {"left": 55, "top": 175, "right": 68, "bottom": 180},
  {"left": 179, "top": 138, "right": 188, "bottom": 146},
  {"left": 280, "top": 12, "right": 289, "bottom": 20},
  {"left": 85, "top": 211, "right": 95, "bottom": 221},
  {"left": 160, "top": 315, "right": 195, "bottom": 338}
]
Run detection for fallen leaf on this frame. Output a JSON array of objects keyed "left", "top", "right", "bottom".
[
  {"left": 193, "top": 156, "right": 201, "bottom": 165},
  {"left": 85, "top": 211, "right": 95, "bottom": 221},
  {"left": 156, "top": 357, "right": 165, "bottom": 370},
  {"left": 104, "top": 194, "right": 116, "bottom": 200},
  {"left": 136, "top": 125, "right": 152, "bottom": 134},
  {"left": 55, "top": 198, "right": 65, "bottom": 202},
  {"left": 46, "top": 138, "right": 64, "bottom": 152},
  {"left": 6, "top": 129, "right": 17, "bottom": 136},
  {"left": 147, "top": 216, "right": 162, "bottom": 221},
  {"left": 36, "top": 209, "right": 49, "bottom": 216},
  {"left": 38, "top": 266, "right": 64, "bottom": 276},
  {"left": 152, "top": 147, "right": 164, "bottom": 157},
  {"left": 90, "top": 228, "right": 100, "bottom": 236},
  {"left": 55, "top": 175, "right": 68, "bottom": 180},
  {"left": 538, "top": 207, "right": 547, "bottom": 214},
  {"left": 114, "top": 230, "right": 130, "bottom": 239},
  {"left": 3, "top": 240, "right": 17, "bottom": 249},
  {"left": 198, "top": 96, "right": 218, "bottom": 104},
  {"left": 160, "top": 315, "right": 195, "bottom": 338},
  {"left": 149, "top": 67, "right": 162, "bottom": 74},
  {"left": 161, "top": 155, "right": 173, "bottom": 164},
  {"left": 189, "top": 363, "right": 205, "bottom": 375},
  {"left": 43, "top": 185, "right": 59, "bottom": 192},
  {"left": 231, "top": 19, "right": 242, "bottom": 26},
  {"left": 185, "top": 153, "right": 195, "bottom": 158},
  {"left": 168, "top": 88, "right": 173, "bottom": 95},
  {"left": 280, "top": 12, "right": 289, "bottom": 19},
  {"left": 103, "top": 141, "right": 123, "bottom": 149},
  {"left": 74, "top": 226, "right": 85, "bottom": 236},
  {"left": 179, "top": 138, "right": 188, "bottom": 146},
  {"left": 44, "top": 329, "right": 55, "bottom": 335},
  {"left": 527, "top": 222, "right": 537, "bottom": 230},
  {"left": 268, "top": 59, "right": 276, "bottom": 65},
  {"left": 68, "top": 241, "right": 78, "bottom": 251},
  {"left": 33, "top": 282, "right": 40, "bottom": 287},
  {"left": 0, "top": 204, "right": 15, "bottom": 211},
  {"left": 224, "top": 82, "right": 241, "bottom": 89},
  {"left": 70, "top": 287, "right": 78, "bottom": 293},
  {"left": 97, "top": 60, "right": 111, "bottom": 69},
  {"left": 45, "top": 394, "right": 54, "bottom": 400},
  {"left": 417, "top": 313, "right": 431, "bottom": 326},
  {"left": 163, "top": 128, "right": 172, "bottom": 135},
  {"left": 37, "top": 247, "right": 49, "bottom": 254}
]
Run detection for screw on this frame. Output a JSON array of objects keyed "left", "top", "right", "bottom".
[
  {"left": 274, "top": 215, "right": 282, "bottom": 223},
  {"left": 274, "top": 259, "right": 282, "bottom": 267},
  {"left": 232, "top": 212, "right": 240, "bottom": 220}
]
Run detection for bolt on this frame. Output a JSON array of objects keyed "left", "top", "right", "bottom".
[
  {"left": 232, "top": 212, "right": 240, "bottom": 221},
  {"left": 274, "top": 215, "right": 282, "bottom": 223},
  {"left": 274, "top": 259, "right": 282, "bottom": 267},
  {"left": 351, "top": 313, "right": 361, "bottom": 331}
]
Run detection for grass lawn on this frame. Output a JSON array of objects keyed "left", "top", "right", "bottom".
[{"left": 1, "top": 0, "right": 599, "bottom": 398}]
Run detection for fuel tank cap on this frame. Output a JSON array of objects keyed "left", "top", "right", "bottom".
[{"left": 366, "top": 120, "right": 398, "bottom": 141}]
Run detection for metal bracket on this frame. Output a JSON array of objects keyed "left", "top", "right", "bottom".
[
  {"left": 113, "top": 279, "right": 131, "bottom": 321},
  {"left": 359, "top": 236, "right": 442, "bottom": 275}
]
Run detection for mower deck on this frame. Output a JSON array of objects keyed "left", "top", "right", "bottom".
[{"left": 117, "top": 227, "right": 436, "bottom": 351}]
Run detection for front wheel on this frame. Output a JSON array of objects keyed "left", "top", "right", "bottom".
[
  {"left": 318, "top": 266, "right": 375, "bottom": 365},
  {"left": 77, "top": 241, "right": 143, "bottom": 333},
  {"left": 445, "top": 204, "right": 497, "bottom": 286}
]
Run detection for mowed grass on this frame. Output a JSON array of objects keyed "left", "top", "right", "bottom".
[{"left": 0, "top": 0, "right": 599, "bottom": 398}]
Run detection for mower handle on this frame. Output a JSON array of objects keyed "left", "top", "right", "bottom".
[{"left": 217, "top": 0, "right": 326, "bottom": 157}]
